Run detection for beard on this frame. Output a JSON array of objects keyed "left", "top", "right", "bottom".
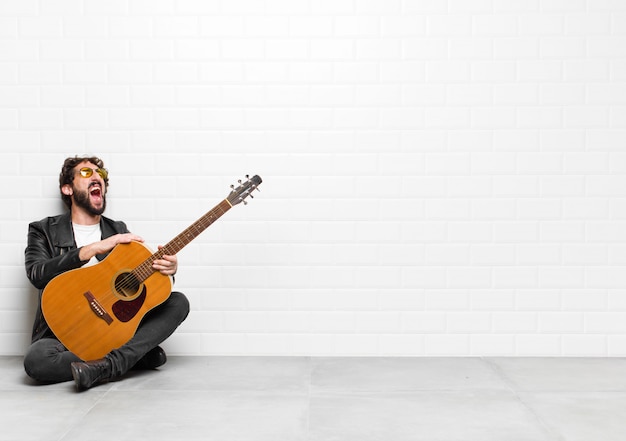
[{"left": 73, "top": 186, "right": 106, "bottom": 216}]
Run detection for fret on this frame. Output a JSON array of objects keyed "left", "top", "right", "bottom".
[{"left": 129, "top": 175, "right": 261, "bottom": 283}]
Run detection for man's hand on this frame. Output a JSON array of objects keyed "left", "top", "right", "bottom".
[
  {"left": 153, "top": 245, "right": 178, "bottom": 276},
  {"left": 78, "top": 233, "right": 144, "bottom": 262}
]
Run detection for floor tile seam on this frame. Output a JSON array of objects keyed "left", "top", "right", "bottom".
[
  {"left": 482, "top": 357, "right": 567, "bottom": 441},
  {"left": 305, "top": 356, "right": 313, "bottom": 438},
  {"left": 482, "top": 357, "right": 521, "bottom": 393},
  {"left": 54, "top": 389, "right": 113, "bottom": 441},
  {"left": 307, "top": 388, "right": 522, "bottom": 398},
  {"left": 517, "top": 389, "right": 626, "bottom": 395},
  {"left": 512, "top": 392, "right": 570, "bottom": 441},
  {"left": 96, "top": 388, "right": 529, "bottom": 396},
  {"left": 482, "top": 357, "right": 626, "bottom": 393},
  {"left": 100, "top": 388, "right": 311, "bottom": 397}
]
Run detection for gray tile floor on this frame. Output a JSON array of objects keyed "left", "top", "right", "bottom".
[{"left": 1, "top": 356, "right": 625, "bottom": 440}]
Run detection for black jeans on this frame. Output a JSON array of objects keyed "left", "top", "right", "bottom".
[{"left": 24, "top": 291, "right": 190, "bottom": 383}]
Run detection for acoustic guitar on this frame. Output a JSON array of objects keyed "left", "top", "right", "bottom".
[{"left": 41, "top": 175, "right": 262, "bottom": 361}]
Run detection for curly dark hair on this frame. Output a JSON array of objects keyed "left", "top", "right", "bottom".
[{"left": 59, "top": 155, "right": 109, "bottom": 209}]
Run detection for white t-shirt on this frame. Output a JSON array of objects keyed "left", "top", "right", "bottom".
[{"left": 73, "top": 223, "right": 101, "bottom": 267}]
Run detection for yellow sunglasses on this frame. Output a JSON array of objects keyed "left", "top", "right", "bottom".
[{"left": 78, "top": 167, "right": 108, "bottom": 180}]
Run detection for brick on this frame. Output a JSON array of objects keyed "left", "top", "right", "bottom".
[
  {"left": 424, "top": 335, "right": 470, "bottom": 355},
  {"left": 562, "top": 335, "right": 607, "bottom": 356},
  {"left": 447, "top": 267, "right": 492, "bottom": 288},
  {"left": 446, "top": 312, "right": 491, "bottom": 333},
  {"left": 19, "top": 17, "right": 62, "bottom": 38},
  {"left": 516, "top": 335, "right": 561, "bottom": 356},
  {"left": 471, "top": 335, "right": 516, "bottom": 355}
]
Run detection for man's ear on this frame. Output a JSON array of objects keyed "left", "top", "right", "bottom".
[{"left": 62, "top": 184, "right": 73, "bottom": 196}]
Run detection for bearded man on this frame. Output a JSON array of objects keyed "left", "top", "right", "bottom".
[{"left": 24, "top": 155, "right": 189, "bottom": 391}]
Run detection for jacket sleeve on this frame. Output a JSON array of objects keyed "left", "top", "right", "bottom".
[{"left": 24, "top": 221, "right": 86, "bottom": 290}]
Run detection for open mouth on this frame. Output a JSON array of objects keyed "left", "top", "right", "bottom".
[{"left": 89, "top": 184, "right": 103, "bottom": 201}]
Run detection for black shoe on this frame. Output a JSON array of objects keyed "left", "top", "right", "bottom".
[
  {"left": 133, "top": 346, "right": 167, "bottom": 370},
  {"left": 71, "top": 358, "right": 113, "bottom": 391}
]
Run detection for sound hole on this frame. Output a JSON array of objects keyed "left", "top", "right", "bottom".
[{"left": 114, "top": 272, "right": 141, "bottom": 299}]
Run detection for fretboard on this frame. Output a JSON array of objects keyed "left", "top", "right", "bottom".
[{"left": 133, "top": 199, "right": 232, "bottom": 282}]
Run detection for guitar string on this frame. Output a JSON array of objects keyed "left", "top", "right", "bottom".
[
  {"left": 112, "top": 200, "right": 232, "bottom": 295},
  {"left": 117, "top": 203, "right": 228, "bottom": 292},
  {"left": 111, "top": 179, "right": 257, "bottom": 295}
]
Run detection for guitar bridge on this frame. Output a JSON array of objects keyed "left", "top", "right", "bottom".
[{"left": 84, "top": 291, "right": 113, "bottom": 325}]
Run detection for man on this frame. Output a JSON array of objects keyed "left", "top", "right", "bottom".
[{"left": 24, "top": 155, "right": 190, "bottom": 391}]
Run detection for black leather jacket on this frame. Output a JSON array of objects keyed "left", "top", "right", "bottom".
[{"left": 24, "top": 212, "right": 129, "bottom": 343}]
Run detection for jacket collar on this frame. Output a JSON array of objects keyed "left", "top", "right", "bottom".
[
  {"left": 51, "top": 211, "right": 118, "bottom": 249},
  {"left": 50, "top": 212, "right": 76, "bottom": 248}
]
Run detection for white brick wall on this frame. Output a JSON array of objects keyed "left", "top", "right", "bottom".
[{"left": 2, "top": 0, "right": 626, "bottom": 356}]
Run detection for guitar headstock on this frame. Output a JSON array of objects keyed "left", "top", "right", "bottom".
[{"left": 227, "top": 174, "right": 262, "bottom": 206}]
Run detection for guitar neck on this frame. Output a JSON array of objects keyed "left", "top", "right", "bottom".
[{"left": 134, "top": 199, "right": 233, "bottom": 282}]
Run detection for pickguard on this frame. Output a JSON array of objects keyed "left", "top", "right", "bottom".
[{"left": 112, "top": 286, "right": 147, "bottom": 323}]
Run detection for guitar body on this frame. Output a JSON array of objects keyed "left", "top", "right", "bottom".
[{"left": 41, "top": 241, "right": 173, "bottom": 361}]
